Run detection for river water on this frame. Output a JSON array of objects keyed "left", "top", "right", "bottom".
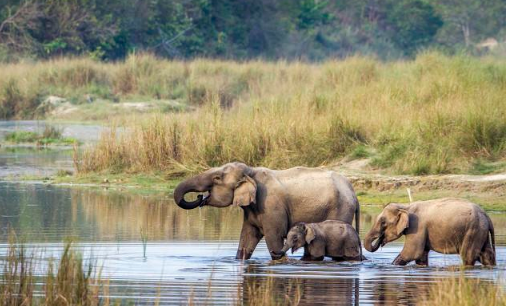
[{"left": 0, "top": 121, "right": 504, "bottom": 305}]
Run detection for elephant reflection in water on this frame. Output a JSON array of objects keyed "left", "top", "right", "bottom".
[
  {"left": 367, "top": 276, "right": 432, "bottom": 305},
  {"left": 242, "top": 265, "right": 360, "bottom": 305}
]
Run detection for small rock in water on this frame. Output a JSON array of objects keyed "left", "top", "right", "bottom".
[{"left": 102, "top": 178, "right": 109, "bottom": 183}]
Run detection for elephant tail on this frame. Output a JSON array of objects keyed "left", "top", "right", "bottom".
[
  {"left": 355, "top": 201, "right": 362, "bottom": 261},
  {"left": 487, "top": 214, "right": 496, "bottom": 254}
]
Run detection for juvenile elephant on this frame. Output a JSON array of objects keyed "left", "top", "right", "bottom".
[
  {"left": 275, "top": 221, "right": 365, "bottom": 261},
  {"left": 174, "top": 162, "right": 360, "bottom": 260},
  {"left": 364, "top": 198, "right": 496, "bottom": 266}
]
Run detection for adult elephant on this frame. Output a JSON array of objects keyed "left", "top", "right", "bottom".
[{"left": 173, "top": 162, "right": 360, "bottom": 260}]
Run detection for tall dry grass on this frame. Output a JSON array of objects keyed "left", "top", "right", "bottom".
[
  {"left": 424, "top": 273, "right": 506, "bottom": 306},
  {"left": 1, "top": 52, "right": 505, "bottom": 174},
  {"left": 0, "top": 236, "right": 107, "bottom": 306},
  {"left": 68, "top": 52, "right": 506, "bottom": 175}
]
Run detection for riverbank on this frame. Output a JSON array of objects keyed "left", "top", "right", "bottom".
[{"left": 7, "top": 168, "right": 506, "bottom": 211}]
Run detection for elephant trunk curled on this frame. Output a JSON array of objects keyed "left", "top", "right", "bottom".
[
  {"left": 364, "top": 231, "right": 383, "bottom": 252},
  {"left": 174, "top": 174, "right": 213, "bottom": 210}
]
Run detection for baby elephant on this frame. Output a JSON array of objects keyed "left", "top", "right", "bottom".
[
  {"left": 364, "top": 198, "right": 496, "bottom": 266},
  {"left": 276, "top": 220, "right": 364, "bottom": 261}
]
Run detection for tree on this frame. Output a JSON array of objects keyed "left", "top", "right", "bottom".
[
  {"left": 385, "top": 0, "right": 443, "bottom": 55},
  {"left": 430, "top": 0, "right": 506, "bottom": 47}
]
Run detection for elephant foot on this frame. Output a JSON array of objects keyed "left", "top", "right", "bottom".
[
  {"left": 344, "top": 255, "right": 367, "bottom": 261},
  {"left": 269, "top": 250, "right": 285, "bottom": 260},
  {"left": 236, "top": 248, "right": 253, "bottom": 260},
  {"left": 415, "top": 257, "right": 429, "bottom": 266},
  {"left": 300, "top": 255, "right": 324, "bottom": 261},
  {"left": 392, "top": 254, "right": 409, "bottom": 266}
]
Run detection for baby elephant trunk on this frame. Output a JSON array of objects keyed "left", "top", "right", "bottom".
[
  {"left": 271, "top": 242, "right": 291, "bottom": 258},
  {"left": 280, "top": 243, "right": 290, "bottom": 254}
]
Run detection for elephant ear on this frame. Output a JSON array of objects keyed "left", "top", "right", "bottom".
[
  {"left": 396, "top": 209, "right": 409, "bottom": 235},
  {"left": 233, "top": 175, "right": 257, "bottom": 207},
  {"left": 305, "top": 225, "right": 316, "bottom": 244}
]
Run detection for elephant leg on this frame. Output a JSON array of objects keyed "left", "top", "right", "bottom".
[
  {"left": 478, "top": 240, "right": 496, "bottom": 266},
  {"left": 415, "top": 250, "right": 429, "bottom": 266},
  {"left": 236, "top": 222, "right": 263, "bottom": 260},
  {"left": 460, "top": 230, "right": 481, "bottom": 266},
  {"left": 392, "top": 253, "right": 410, "bottom": 266},
  {"left": 331, "top": 257, "right": 345, "bottom": 262},
  {"left": 299, "top": 245, "right": 312, "bottom": 261},
  {"left": 302, "top": 255, "right": 324, "bottom": 261},
  {"left": 300, "top": 247, "right": 324, "bottom": 261},
  {"left": 393, "top": 236, "right": 425, "bottom": 266},
  {"left": 264, "top": 230, "right": 285, "bottom": 260}
]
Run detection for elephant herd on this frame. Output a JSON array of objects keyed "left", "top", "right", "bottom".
[{"left": 174, "top": 162, "right": 496, "bottom": 266}]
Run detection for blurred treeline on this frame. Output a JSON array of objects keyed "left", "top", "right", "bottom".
[{"left": 0, "top": 0, "right": 505, "bottom": 61}]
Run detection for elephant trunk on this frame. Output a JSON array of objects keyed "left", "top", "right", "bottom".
[
  {"left": 364, "top": 232, "right": 383, "bottom": 252},
  {"left": 281, "top": 243, "right": 290, "bottom": 254},
  {"left": 174, "top": 174, "right": 213, "bottom": 210},
  {"left": 271, "top": 243, "right": 290, "bottom": 258}
]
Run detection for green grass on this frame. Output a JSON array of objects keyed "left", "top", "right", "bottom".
[
  {"left": 349, "top": 145, "right": 371, "bottom": 160},
  {"left": 4, "top": 131, "right": 39, "bottom": 143},
  {"left": 357, "top": 189, "right": 506, "bottom": 211},
  {"left": 51, "top": 172, "right": 179, "bottom": 195},
  {"left": 469, "top": 159, "right": 506, "bottom": 175},
  {"left": 3, "top": 127, "right": 78, "bottom": 146}
]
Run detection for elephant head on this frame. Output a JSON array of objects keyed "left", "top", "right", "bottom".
[
  {"left": 174, "top": 162, "right": 257, "bottom": 210},
  {"left": 278, "top": 223, "right": 316, "bottom": 256},
  {"left": 364, "top": 204, "right": 409, "bottom": 252}
]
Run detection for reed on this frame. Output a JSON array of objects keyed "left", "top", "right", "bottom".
[
  {"left": 0, "top": 234, "right": 34, "bottom": 306},
  {"left": 140, "top": 227, "right": 148, "bottom": 258},
  {"left": 243, "top": 276, "right": 302, "bottom": 306},
  {"left": 0, "top": 236, "right": 107, "bottom": 306},
  {"left": 424, "top": 273, "right": 506, "bottom": 306}
]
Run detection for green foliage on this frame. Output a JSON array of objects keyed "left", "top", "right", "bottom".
[
  {"left": 469, "top": 159, "right": 505, "bottom": 175},
  {"left": 4, "top": 126, "right": 78, "bottom": 145},
  {"left": 297, "top": 0, "right": 331, "bottom": 30},
  {"left": 0, "top": 0, "right": 504, "bottom": 60},
  {"left": 350, "top": 145, "right": 371, "bottom": 159},
  {"left": 4, "top": 131, "right": 39, "bottom": 143},
  {"left": 386, "top": 0, "right": 443, "bottom": 55}
]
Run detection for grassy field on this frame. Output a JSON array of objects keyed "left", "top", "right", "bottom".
[
  {"left": 1, "top": 52, "right": 506, "bottom": 175},
  {"left": 66, "top": 52, "right": 506, "bottom": 176}
]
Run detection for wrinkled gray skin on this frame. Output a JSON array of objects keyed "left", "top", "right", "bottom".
[
  {"left": 275, "top": 221, "right": 365, "bottom": 261},
  {"left": 364, "top": 198, "right": 496, "bottom": 266},
  {"left": 174, "top": 162, "right": 360, "bottom": 260}
]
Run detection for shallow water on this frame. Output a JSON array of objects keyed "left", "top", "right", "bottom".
[
  {"left": 0, "top": 183, "right": 505, "bottom": 305},
  {"left": 0, "top": 121, "right": 104, "bottom": 177},
  {"left": 0, "top": 120, "right": 103, "bottom": 143}
]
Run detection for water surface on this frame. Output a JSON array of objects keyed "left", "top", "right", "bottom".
[
  {"left": 0, "top": 183, "right": 504, "bottom": 305},
  {"left": 0, "top": 121, "right": 104, "bottom": 178}
]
